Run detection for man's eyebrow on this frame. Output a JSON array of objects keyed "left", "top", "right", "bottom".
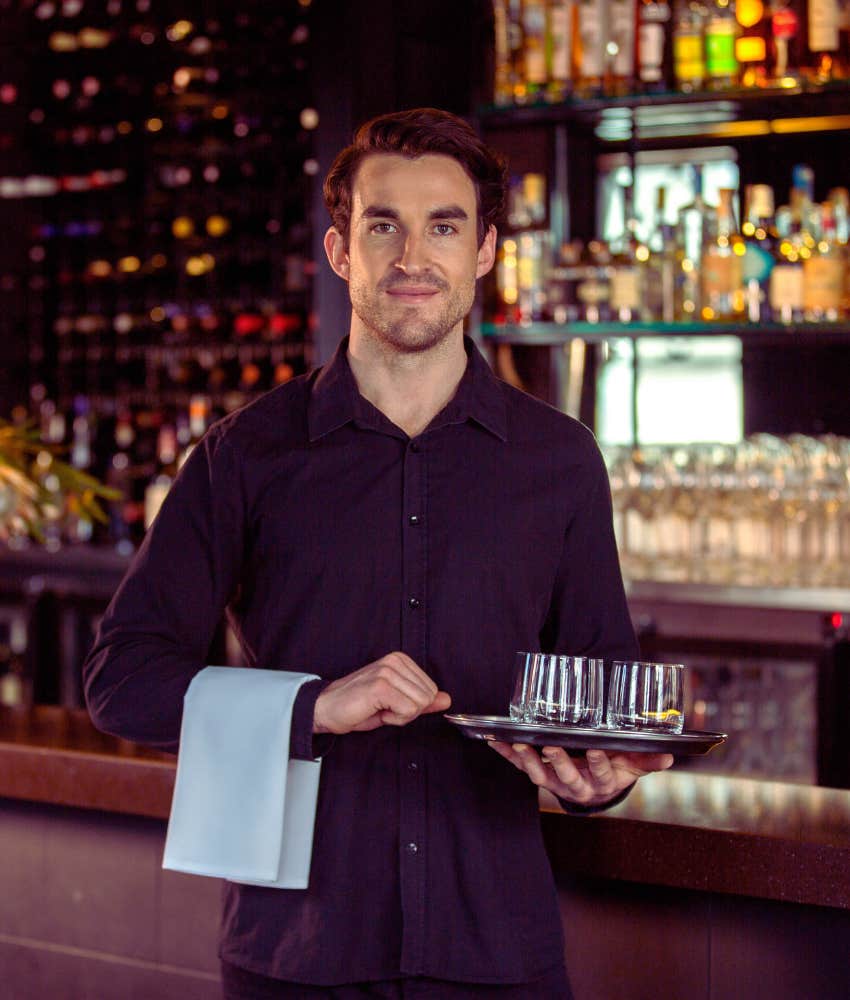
[
  {"left": 428, "top": 205, "right": 469, "bottom": 221},
  {"left": 361, "top": 205, "right": 401, "bottom": 219},
  {"left": 359, "top": 204, "right": 470, "bottom": 221}
]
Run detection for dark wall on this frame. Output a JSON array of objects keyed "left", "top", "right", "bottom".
[{"left": 309, "top": 0, "right": 493, "bottom": 362}]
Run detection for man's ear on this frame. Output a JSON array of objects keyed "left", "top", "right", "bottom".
[
  {"left": 324, "top": 227, "right": 350, "bottom": 280},
  {"left": 475, "top": 225, "right": 497, "bottom": 279}
]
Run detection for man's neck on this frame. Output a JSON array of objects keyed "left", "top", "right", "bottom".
[{"left": 347, "top": 330, "right": 468, "bottom": 438}]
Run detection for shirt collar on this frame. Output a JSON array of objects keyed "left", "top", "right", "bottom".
[{"left": 308, "top": 335, "right": 508, "bottom": 443}]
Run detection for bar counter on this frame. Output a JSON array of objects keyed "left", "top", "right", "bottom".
[{"left": 3, "top": 704, "right": 850, "bottom": 911}]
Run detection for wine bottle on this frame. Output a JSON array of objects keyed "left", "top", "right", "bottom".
[{"left": 143, "top": 424, "right": 178, "bottom": 529}]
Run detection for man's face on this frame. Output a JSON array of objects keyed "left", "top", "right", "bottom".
[{"left": 324, "top": 153, "right": 496, "bottom": 354}]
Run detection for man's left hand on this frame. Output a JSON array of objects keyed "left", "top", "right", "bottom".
[{"left": 488, "top": 742, "right": 674, "bottom": 808}]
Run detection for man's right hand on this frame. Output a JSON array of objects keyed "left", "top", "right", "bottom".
[{"left": 313, "top": 652, "right": 451, "bottom": 735}]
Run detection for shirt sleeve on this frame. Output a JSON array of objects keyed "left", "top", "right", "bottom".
[
  {"left": 540, "top": 435, "right": 639, "bottom": 663},
  {"left": 83, "top": 429, "right": 247, "bottom": 752}
]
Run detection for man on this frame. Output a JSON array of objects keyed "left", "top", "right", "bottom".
[{"left": 84, "top": 108, "right": 673, "bottom": 999}]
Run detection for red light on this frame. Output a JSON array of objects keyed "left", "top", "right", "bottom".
[{"left": 830, "top": 612, "right": 844, "bottom": 630}]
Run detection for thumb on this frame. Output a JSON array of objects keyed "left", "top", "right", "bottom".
[{"left": 423, "top": 691, "right": 452, "bottom": 714}]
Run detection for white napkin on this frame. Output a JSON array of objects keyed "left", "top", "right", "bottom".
[{"left": 162, "top": 666, "right": 322, "bottom": 889}]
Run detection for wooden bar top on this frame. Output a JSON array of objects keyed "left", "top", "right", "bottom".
[{"left": 3, "top": 706, "right": 850, "bottom": 909}]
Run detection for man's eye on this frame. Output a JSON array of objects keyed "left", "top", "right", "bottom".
[
  {"left": 433, "top": 224, "right": 457, "bottom": 236},
  {"left": 371, "top": 223, "right": 397, "bottom": 234}
]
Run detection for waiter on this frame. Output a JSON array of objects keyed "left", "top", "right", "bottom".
[{"left": 84, "top": 108, "right": 673, "bottom": 999}]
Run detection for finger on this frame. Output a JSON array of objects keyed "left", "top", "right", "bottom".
[
  {"left": 583, "top": 749, "right": 619, "bottom": 795},
  {"left": 610, "top": 751, "right": 675, "bottom": 775},
  {"left": 421, "top": 691, "right": 452, "bottom": 715},
  {"left": 377, "top": 653, "right": 440, "bottom": 702},
  {"left": 540, "top": 746, "right": 592, "bottom": 799},
  {"left": 371, "top": 663, "right": 439, "bottom": 711},
  {"left": 509, "top": 743, "right": 552, "bottom": 785}
]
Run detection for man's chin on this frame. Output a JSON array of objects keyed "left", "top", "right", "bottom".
[{"left": 380, "top": 323, "right": 458, "bottom": 353}]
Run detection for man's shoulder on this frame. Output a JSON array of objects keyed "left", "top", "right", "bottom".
[
  {"left": 208, "top": 371, "right": 315, "bottom": 453},
  {"left": 497, "top": 378, "right": 598, "bottom": 454}
]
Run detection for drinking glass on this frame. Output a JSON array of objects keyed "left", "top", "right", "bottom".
[
  {"left": 510, "top": 652, "right": 603, "bottom": 727},
  {"left": 509, "top": 652, "right": 537, "bottom": 721},
  {"left": 606, "top": 661, "right": 685, "bottom": 734}
]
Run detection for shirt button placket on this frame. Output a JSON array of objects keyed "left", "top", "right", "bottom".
[{"left": 399, "top": 435, "right": 427, "bottom": 973}]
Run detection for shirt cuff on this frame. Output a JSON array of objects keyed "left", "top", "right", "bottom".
[
  {"left": 556, "top": 780, "right": 635, "bottom": 816},
  {"left": 289, "top": 677, "right": 336, "bottom": 761}
]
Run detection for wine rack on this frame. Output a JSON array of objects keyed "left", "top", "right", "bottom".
[{"left": 6, "top": 0, "right": 318, "bottom": 415}]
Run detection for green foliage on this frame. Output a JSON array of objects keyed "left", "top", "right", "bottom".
[{"left": 0, "top": 419, "right": 121, "bottom": 543}]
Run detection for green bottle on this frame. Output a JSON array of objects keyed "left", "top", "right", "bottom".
[{"left": 705, "top": 0, "right": 740, "bottom": 88}]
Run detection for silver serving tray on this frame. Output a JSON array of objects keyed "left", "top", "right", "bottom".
[{"left": 445, "top": 713, "right": 727, "bottom": 756}]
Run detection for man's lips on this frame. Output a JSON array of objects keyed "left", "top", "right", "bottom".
[{"left": 385, "top": 286, "right": 440, "bottom": 299}]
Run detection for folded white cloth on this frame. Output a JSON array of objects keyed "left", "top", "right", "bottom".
[{"left": 162, "top": 666, "right": 322, "bottom": 889}]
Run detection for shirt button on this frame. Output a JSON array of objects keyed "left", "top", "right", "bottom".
[
  {"left": 408, "top": 761, "right": 419, "bottom": 773},
  {"left": 408, "top": 514, "right": 420, "bottom": 526},
  {"left": 410, "top": 442, "right": 420, "bottom": 453},
  {"left": 408, "top": 597, "right": 421, "bottom": 609},
  {"left": 406, "top": 842, "right": 419, "bottom": 855}
]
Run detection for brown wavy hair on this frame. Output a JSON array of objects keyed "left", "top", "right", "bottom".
[{"left": 323, "top": 107, "right": 508, "bottom": 248}]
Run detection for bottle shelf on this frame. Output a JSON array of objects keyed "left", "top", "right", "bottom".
[
  {"left": 478, "top": 80, "right": 850, "bottom": 143},
  {"left": 481, "top": 321, "right": 850, "bottom": 347}
]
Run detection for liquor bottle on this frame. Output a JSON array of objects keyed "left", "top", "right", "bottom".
[
  {"left": 770, "top": 193, "right": 805, "bottom": 324},
  {"left": 574, "top": 0, "right": 608, "bottom": 95},
  {"left": 828, "top": 187, "right": 850, "bottom": 312},
  {"left": 543, "top": 240, "right": 584, "bottom": 324},
  {"left": 607, "top": 0, "right": 638, "bottom": 93},
  {"left": 645, "top": 187, "right": 679, "bottom": 322},
  {"left": 840, "top": 0, "right": 850, "bottom": 75},
  {"left": 770, "top": 0, "right": 805, "bottom": 82},
  {"left": 673, "top": 0, "right": 708, "bottom": 91},
  {"left": 637, "top": 0, "right": 675, "bottom": 91},
  {"left": 546, "top": 0, "right": 576, "bottom": 101},
  {"left": 701, "top": 188, "right": 744, "bottom": 320},
  {"left": 144, "top": 424, "right": 179, "bottom": 530},
  {"left": 803, "top": 201, "right": 845, "bottom": 321},
  {"left": 609, "top": 187, "right": 646, "bottom": 323},
  {"left": 705, "top": 0, "right": 740, "bottom": 88},
  {"left": 740, "top": 184, "right": 776, "bottom": 321},
  {"left": 735, "top": 0, "right": 772, "bottom": 84},
  {"left": 520, "top": 0, "right": 548, "bottom": 102},
  {"left": 676, "top": 165, "right": 710, "bottom": 319},
  {"left": 576, "top": 239, "right": 613, "bottom": 323},
  {"left": 808, "top": 0, "right": 840, "bottom": 80},
  {"left": 493, "top": 0, "right": 516, "bottom": 104}
]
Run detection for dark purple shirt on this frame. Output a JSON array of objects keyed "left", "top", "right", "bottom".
[{"left": 84, "top": 336, "right": 638, "bottom": 986}]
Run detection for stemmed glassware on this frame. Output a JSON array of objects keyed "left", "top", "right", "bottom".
[{"left": 604, "top": 434, "right": 850, "bottom": 588}]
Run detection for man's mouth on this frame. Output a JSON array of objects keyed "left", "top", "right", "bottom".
[{"left": 385, "top": 285, "right": 441, "bottom": 300}]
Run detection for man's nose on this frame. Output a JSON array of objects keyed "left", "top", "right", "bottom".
[{"left": 394, "top": 233, "right": 428, "bottom": 274}]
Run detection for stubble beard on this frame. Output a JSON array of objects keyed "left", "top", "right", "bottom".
[{"left": 348, "top": 275, "right": 476, "bottom": 355}]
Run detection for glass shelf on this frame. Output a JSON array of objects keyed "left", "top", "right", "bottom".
[
  {"left": 480, "top": 321, "right": 850, "bottom": 347},
  {"left": 478, "top": 81, "right": 850, "bottom": 143}
]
